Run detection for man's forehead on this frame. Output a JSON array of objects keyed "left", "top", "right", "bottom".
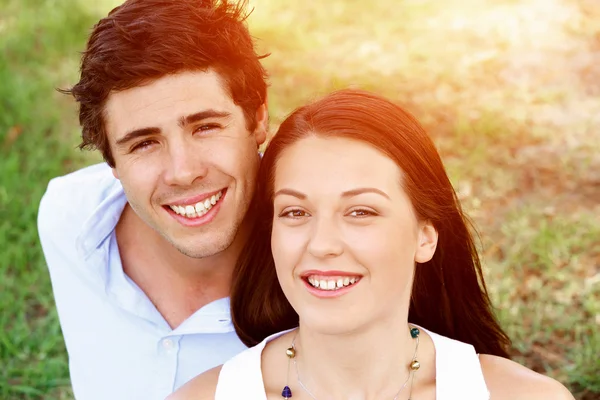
[{"left": 104, "top": 70, "right": 237, "bottom": 137}]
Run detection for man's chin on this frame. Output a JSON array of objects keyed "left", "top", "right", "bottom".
[{"left": 170, "top": 238, "right": 233, "bottom": 259}]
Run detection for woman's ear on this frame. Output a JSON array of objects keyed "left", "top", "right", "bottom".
[{"left": 415, "top": 220, "right": 438, "bottom": 263}]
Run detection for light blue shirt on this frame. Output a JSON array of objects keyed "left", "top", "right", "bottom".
[{"left": 38, "top": 163, "right": 247, "bottom": 400}]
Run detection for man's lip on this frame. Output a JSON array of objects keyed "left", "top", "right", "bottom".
[
  {"left": 163, "top": 188, "right": 226, "bottom": 207},
  {"left": 300, "top": 270, "right": 363, "bottom": 278}
]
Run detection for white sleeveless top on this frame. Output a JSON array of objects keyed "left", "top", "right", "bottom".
[{"left": 215, "top": 326, "right": 490, "bottom": 399}]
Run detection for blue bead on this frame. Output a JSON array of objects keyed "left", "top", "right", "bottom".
[
  {"left": 410, "top": 327, "right": 420, "bottom": 338},
  {"left": 281, "top": 385, "right": 292, "bottom": 398}
]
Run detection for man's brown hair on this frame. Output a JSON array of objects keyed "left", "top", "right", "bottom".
[{"left": 62, "top": 0, "right": 268, "bottom": 167}]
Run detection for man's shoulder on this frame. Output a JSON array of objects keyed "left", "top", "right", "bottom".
[
  {"left": 167, "top": 366, "right": 221, "bottom": 400},
  {"left": 43, "top": 162, "right": 117, "bottom": 201},
  {"left": 39, "top": 163, "right": 119, "bottom": 221},
  {"left": 38, "top": 163, "right": 122, "bottom": 243}
]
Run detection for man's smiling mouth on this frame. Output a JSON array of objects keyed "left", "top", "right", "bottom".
[{"left": 167, "top": 190, "right": 224, "bottom": 219}]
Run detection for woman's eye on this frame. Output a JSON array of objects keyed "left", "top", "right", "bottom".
[
  {"left": 279, "top": 209, "right": 308, "bottom": 218},
  {"left": 348, "top": 209, "right": 376, "bottom": 217}
]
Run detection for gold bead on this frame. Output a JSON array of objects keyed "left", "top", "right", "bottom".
[
  {"left": 286, "top": 347, "right": 296, "bottom": 358},
  {"left": 410, "top": 360, "right": 420, "bottom": 370}
]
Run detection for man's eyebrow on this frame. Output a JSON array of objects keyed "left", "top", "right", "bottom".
[
  {"left": 114, "top": 109, "right": 232, "bottom": 148},
  {"left": 342, "top": 188, "right": 390, "bottom": 199},
  {"left": 273, "top": 188, "right": 307, "bottom": 200},
  {"left": 115, "top": 127, "right": 160, "bottom": 148},
  {"left": 178, "top": 109, "right": 231, "bottom": 127}
]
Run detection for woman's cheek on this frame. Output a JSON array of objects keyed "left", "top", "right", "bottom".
[{"left": 272, "top": 226, "right": 300, "bottom": 273}]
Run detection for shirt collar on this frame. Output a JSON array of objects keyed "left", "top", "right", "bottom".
[
  {"left": 73, "top": 173, "right": 236, "bottom": 334},
  {"left": 171, "top": 297, "right": 234, "bottom": 335},
  {"left": 76, "top": 177, "right": 127, "bottom": 260}
]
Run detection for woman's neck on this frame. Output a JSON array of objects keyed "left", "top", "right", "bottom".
[{"left": 291, "top": 313, "right": 420, "bottom": 400}]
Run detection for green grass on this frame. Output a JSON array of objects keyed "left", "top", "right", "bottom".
[
  {"left": 0, "top": 0, "right": 108, "bottom": 398},
  {"left": 2, "top": 0, "right": 599, "bottom": 398}
]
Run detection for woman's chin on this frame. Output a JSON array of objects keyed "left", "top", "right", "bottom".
[{"left": 298, "top": 315, "right": 365, "bottom": 336}]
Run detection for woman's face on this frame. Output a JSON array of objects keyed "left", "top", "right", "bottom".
[{"left": 271, "top": 135, "right": 438, "bottom": 334}]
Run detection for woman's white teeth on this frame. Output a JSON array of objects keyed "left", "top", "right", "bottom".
[
  {"left": 169, "top": 191, "right": 223, "bottom": 218},
  {"left": 307, "top": 276, "right": 360, "bottom": 291}
]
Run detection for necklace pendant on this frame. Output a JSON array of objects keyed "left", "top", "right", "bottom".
[
  {"left": 281, "top": 385, "right": 293, "bottom": 398},
  {"left": 410, "top": 359, "right": 421, "bottom": 370},
  {"left": 410, "top": 327, "right": 420, "bottom": 338},
  {"left": 286, "top": 347, "right": 296, "bottom": 358}
]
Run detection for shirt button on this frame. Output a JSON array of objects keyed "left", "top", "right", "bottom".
[{"left": 162, "top": 338, "right": 174, "bottom": 349}]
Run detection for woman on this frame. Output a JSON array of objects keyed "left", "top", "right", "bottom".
[{"left": 170, "top": 90, "right": 574, "bottom": 399}]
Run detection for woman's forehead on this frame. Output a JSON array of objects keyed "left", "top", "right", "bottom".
[{"left": 273, "top": 136, "right": 404, "bottom": 194}]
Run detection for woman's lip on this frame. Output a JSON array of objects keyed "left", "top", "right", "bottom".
[
  {"left": 300, "top": 270, "right": 363, "bottom": 278},
  {"left": 302, "top": 278, "right": 361, "bottom": 298}
]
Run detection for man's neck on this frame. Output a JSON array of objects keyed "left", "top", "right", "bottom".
[{"left": 115, "top": 204, "right": 241, "bottom": 329}]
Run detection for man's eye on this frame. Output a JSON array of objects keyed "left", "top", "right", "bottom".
[
  {"left": 194, "top": 123, "right": 221, "bottom": 133},
  {"left": 131, "top": 140, "right": 155, "bottom": 152}
]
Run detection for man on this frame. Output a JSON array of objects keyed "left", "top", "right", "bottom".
[{"left": 37, "top": 1, "right": 268, "bottom": 399}]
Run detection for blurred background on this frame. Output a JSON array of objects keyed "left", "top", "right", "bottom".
[{"left": 1, "top": 0, "right": 599, "bottom": 398}]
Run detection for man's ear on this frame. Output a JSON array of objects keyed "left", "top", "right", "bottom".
[
  {"left": 415, "top": 220, "right": 438, "bottom": 263},
  {"left": 254, "top": 103, "right": 268, "bottom": 146}
]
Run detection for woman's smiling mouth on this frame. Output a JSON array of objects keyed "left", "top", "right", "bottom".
[
  {"left": 300, "top": 271, "right": 363, "bottom": 297},
  {"left": 306, "top": 275, "right": 361, "bottom": 290}
]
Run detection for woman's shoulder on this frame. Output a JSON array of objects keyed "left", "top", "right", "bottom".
[
  {"left": 166, "top": 365, "right": 222, "bottom": 400},
  {"left": 479, "top": 354, "right": 574, "bottom": 400}
]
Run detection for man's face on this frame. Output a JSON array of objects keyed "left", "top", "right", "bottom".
[{"left": 105, "top": 70, "right": 267, "bottom": 258}]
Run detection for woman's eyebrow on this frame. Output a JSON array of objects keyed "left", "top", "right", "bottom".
[
  {"left": 273, "top": 187, "right": 390, "bottom": 200},
  {"left": 341, "top": 188, "right": 390, "bottom": 200},
  {"left": 273, "top": 188, "right": 307, "bottom": 200}
]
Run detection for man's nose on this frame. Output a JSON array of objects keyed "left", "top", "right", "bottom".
[{"left": 162, "top": 141, "right": 208, "bottom": 187}]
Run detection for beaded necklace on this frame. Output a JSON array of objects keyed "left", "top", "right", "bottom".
[{"left": 281, "top": 326, "right": 421, "bottom": 400}]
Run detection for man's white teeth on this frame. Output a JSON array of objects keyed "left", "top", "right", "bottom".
[
  {"left": 307, "top": 276, "right": 360, "bottom": 291},
  {"left": 169, "top": 191, "right": 223, "bottom": 218}
]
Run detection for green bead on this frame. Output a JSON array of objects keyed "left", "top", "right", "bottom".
[{"left": 410, "top": 327, "right": 420, "bottom": 338}]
